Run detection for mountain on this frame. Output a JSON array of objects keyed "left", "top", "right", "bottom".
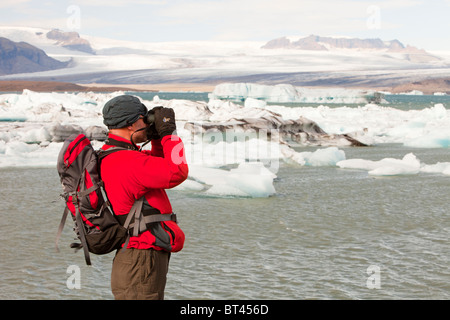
[
  {"left": 262, "top": 35, "right": 402, "bottom": 50},
  {"left": 45, "top": 29, "right": 95, "bottom": 54},
  {"left": 0, "top": 37, "right": 69, "bottom": 75},
  {"left": 262, "top": 35, "right": 441, "bottom": 63}
]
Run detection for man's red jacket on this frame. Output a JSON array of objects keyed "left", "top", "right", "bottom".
[{"left": 100, "top": 133, "right": 188, "bottom": 250}]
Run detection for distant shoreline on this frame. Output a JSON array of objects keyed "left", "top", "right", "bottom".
[
  {"left": 81, "top": 82, "right": 217, "bottom": 92},
  {"left": 0, "top": 78, "right": 449, "bottom": 95},
  {"left": 0, "top": 80, "right": 216, "bottom": 93},
  {"left": 0, "top": 80, "right": 147, "bottom": 93}
]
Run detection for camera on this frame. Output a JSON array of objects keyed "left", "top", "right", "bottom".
[
  {"left": 143, "top": 112, "right": 155, "bottom": 125},
  {"left": 143, "top": 106, "right": 163, "bottom": 141},
  {"left": 143, "top": 106, "right": 164, "bottom": 126}
]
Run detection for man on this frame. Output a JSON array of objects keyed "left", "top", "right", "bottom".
[{"left": 100, "top": 95, "right": 188, "bottom": 300}]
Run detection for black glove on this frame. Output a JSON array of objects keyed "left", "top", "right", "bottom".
[
  {"left": 145, "top": 123, "right": 160, "bottom": 141},
  {"left": 145, "top": 106, "right": 161, "bottom": 141},
  {"left": 154, "top": 107, "right": 176, "bottom": 138}
]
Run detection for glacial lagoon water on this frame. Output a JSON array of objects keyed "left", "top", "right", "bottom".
[{"left": 0, "top": 143, "right": 449, "bottom": 300}]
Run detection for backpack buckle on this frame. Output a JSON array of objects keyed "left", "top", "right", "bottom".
[{"left": 60, "top": 192, "right": 69, "bottom": 202}]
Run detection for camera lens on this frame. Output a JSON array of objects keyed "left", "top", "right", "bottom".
[{"left": 144, "top": 112, "right": 155, "bottom": 125}]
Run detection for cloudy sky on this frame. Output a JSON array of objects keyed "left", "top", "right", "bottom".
[{"left": 1, "top": 0, "right": 449, "bottom": 51}]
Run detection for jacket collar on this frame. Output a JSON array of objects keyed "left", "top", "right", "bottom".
[{"left": 104, "top": 133, "right": 140, "bottom": 151}]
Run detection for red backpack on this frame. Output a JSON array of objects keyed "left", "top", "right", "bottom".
[{"left": 56, "top": 133, "right": 178, "bottom": 265}]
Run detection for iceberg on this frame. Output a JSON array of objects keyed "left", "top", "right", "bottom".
[
  {"left": 208, "top": 83, "right": 383, "bottom": 104},
  {"left": 184, "top": 162, "right": 277, "bottom": 198},
  {"left": 2, "top": 89, "right": 450, "bottom": 196},
  {"left": 337, "top": 153, "right": 423, "bottom": 176},
  {"left": 183, "top": 116, "right": 366, "bottom": 148},
  {"left": 421, "top": 162, "right": 450, "bottom": 175}
]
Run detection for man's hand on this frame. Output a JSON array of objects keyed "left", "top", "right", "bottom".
[{"left": 153, "top": 107, "right": 176, "bottom": 138}]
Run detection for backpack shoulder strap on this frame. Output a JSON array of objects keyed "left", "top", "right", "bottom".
[
  {"left": 97, "top": 146, "right": 129, "bottom": 161},
  {"left": 55, "top": 206, "right": 70, "bottom": 253},
  {"left": 104, "top": 137, "right": 139, "bottom": 151},
  {"left": 74, "top": 202, "right": 92, "bottom": 265}
]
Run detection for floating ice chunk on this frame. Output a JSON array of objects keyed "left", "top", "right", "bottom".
[
  {"left": 19, "top": 127, "right": 52, "bottom": 144},
  {"left": 336, "top": 158, "right": 379, "bottom": 171},
  {"left": 369, "top": 164, "right": 419, "bottom": 176},
  {"left": 0, "top": 140, "right": 6, "bottom": 154},
  {"left": 209, "top": 82, "right": 376, "bottom": 104},
  {"left": 399, "top": 90, "right": 423, "bottom": 95},
  {"left": 418, "top": 103, "right": 447, "bottom": 120},
  {"left": 337, "top": 153, "right": 421, "bottom": 176},
  {"left": 171, "top": 179, "right": 205, "bottom": 191},
  {"left": 213, "top": 162, "right": 276, "bottom": 197},
  {"left": 300, "top": 147, "right": 346, "bottom": 166},
  {"left": 338, "top": 153, "right": 450, "bottom": 177},
  {"left": 421, "top": 162, "right": 450, "bottom": 175},
  {"left": 187, "top": 165, "right": 230, "bottom": 185},
  {"left": 4, "top": 140, "right": 39, "bottom": 156},
  {"left": 188, "top": 162, "right": 276, "bottom": 198},
  {"left": 244, "top": 97, "right": 267, "bottom": 109},
  {"left": 280, "top": 145, "right": 306, "bottom": 165},
  {"left": 166, "top": 99, "right": 212, "bottom": 121},
  {"left": 209, "top": 83, "right": 298, "bottom": 102},
  {"left": 0, "top": 141, "right": 63, "bottom": 168},
  {"left": 405, "top": 134, "right": 450, "bottom": 148},
  {"left": 281, "top": 146, "right": 346, "bottom": 166}
]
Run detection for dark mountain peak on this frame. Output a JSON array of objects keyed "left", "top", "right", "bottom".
[{"left": 0, "top": 37, "right": 69, "bottom": 75}]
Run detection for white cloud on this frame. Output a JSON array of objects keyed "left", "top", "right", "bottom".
[
  {"left": 151, "top": 0, "right": 425, "bottom": 40},
  {"left": 0, "top": 0, "right": 30, "bottom": 8},
  {"left": 2, "top": 0, "right": 447, "bottom": 50},
  {"left": 74, "top": 0, "right": 167, "bottom": 6}
]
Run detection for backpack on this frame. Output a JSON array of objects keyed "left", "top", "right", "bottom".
[{"left": 55, "top": 133, "right": 178, "bottom": 265}]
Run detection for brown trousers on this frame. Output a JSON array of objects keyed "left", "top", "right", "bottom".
[{"left": 111, "top": 248, "right": 170, "bottom": 300}]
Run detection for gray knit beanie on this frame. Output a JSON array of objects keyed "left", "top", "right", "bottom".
[{"left": 102, "top": 95, "right": 147, "bottom": 129}]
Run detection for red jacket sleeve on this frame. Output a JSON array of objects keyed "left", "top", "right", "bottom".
[
  {"left": 134, "top": 135, "right": 188, "bottom": 190},
  {"left": 147, "top": 138, "right": 164, "bottom": 157}
]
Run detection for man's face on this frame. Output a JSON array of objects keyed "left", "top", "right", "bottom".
[{"left": 130, "top": 116, "right": 148, "bottom": 143}]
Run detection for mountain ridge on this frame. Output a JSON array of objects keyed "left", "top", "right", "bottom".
[
  {"left": 262, "top": 35, "right": 441, "bottom": 63},
  {"left": 45, "top": 29, "right": 95, "bottom": 54},
  {"left": 0, "top": 37, "right": 69, "bottom": 75}
]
